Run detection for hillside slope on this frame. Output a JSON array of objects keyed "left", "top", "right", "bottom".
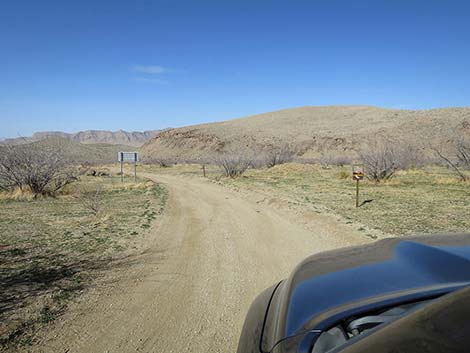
[
  {"left": 141, "top": 106, "right": 470, "bottom": 161},
  {"left": 0, "top": 136, "right": 136, "bottom": 164},
  {"left": 2, "top": 129, "right": 164, "bottom": 147}
]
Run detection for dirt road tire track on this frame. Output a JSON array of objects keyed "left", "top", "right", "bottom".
[{"left": 34, "top": 173, "right": 368, "bottom": 353}]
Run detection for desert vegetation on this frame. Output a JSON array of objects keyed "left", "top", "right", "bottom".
[
  {"left": 264, "top": 144, "right": 295, "bottom": 168},
  {"left": 358, "top": 136, "right": 426, "bottom": 182},
  {"left": 75, "top": 185, "right": 103, "bottom": 216},
  {"left": 5, "top": 107, "right": 464, "bottom": 349},
  {"left": 140, "top": 160, "right": 469, "bottom": 237},
  {"left": 215, "top": 164, "right": 469, "bottom": 236},
  {"left": 145, "top": 133, "right": 466, "bottom": 184},
  {"left": 209, "top": 144, "right": 295, "bottom": 178},
  {"left": 432, "top": 124, "right": 470, "bottom": 181},
  {"left": 141, "top": 113, "right": 469, "bottom": 183},
  {"left": 144, "top": 157, "right": 177, "bottom": 168},
  {"left": 0, "top": 172, "right": 167, "bottom": 349},
  {"left": 215, "top": 154, "right": 252, "bottom": 178},
  {"left": 0, "top": 143, "right": 77, "bottom": 196},
  {"left": 1, "top": 135, "right": 139, "bottom": 166}
]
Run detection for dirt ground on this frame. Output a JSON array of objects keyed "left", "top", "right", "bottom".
[{"left": 31, "top": 172, "right": 370, "bottom": 353}]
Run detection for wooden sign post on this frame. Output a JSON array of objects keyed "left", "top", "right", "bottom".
[{"left": 352, "top": 165, "right": 364, "bottom": 208}]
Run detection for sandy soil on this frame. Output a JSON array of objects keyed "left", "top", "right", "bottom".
[{"left": 32, "top": 172, "right": 370, "bottom": 353}]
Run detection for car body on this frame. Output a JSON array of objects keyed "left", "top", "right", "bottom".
[{"left": 237, "top": 233, "right": 470, "bottom": 353}]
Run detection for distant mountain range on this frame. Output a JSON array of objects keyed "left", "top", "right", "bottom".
[{"left": 1, "top": 129, "right": 168, "bottom": 147}]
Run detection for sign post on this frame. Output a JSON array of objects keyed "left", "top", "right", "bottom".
[
  {"left": 352, "top": 165, "right": 364, "bottom": 208},
  {"left": 356, "top": 179, "right": 360, "bottom": 208},
  {"left": 134, "top": 152, "right": 137, "bottom": 182},
  {"left": 120, "top": 152, "right": 124, "bottom": 182},
  {"left": 118, "top": 152, "right": 139, "bottom": 183}
]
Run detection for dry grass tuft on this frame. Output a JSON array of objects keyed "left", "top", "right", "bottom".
[
  {"left": 436, "top": 177, "right": 469, "bottom": 185},
  {"left": 0, "top": 187, "right": 37, "bottom": 201}
]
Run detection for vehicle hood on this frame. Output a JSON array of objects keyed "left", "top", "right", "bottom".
[
  {"left": 264, "top": 233, "right": 470, "bottom": 351},
  {"left": 336, "top": 285, "right": 470, "bottom": 353}
]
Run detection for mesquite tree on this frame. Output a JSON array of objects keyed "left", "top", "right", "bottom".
[
  {"left": 359, "top": 137, "right": 425, "bottom": 182},
  {"left": 0, "top": 144, "right": 77, "bottom": 196},
  {"left": 215, "top": 154, "right": 252, "bottom": 178},
  {"left": 265, "top": 144, "right": 295, "bottom": 168}
]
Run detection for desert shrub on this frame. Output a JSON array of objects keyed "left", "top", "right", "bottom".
[
  {"left": 297, "top": 155, "right": 353, "bottom": 167},
  {"left": 215, "top": 155, "right": 252, "bottom": 178},
  {"left": 0, "top": 144, "right": 77, "bottom": 196},
  {"left": 359, "top": 137, "right": 427, "bottom": 182},
  {"left": 0, "top": 179, "right": 9, "bottom": 191},
  {"left": 432, "top": 123, "right": 470, "bottom": 181},
  {"left": 264, "top": 145, "right": 295, "bottom": 168},
  {"left": 193, "top": 157, "right": 213, "bottom": 166},
  {"left": 319, "top": 152, "right": 354, "bottom": 168},
  {"left": 250, "top": 157, "right": 269, "bottom": 169},
  {"left": 75, "top": 186, "right": 102, "bottom": 216},
  {"left": 338, "top": 170, "right": 349, "bottom": 179},
  {"left": 395, "top": 143, "right": 426, "bottom": 170},
  {"left": 331, "top": 156, "right": 353, "bottom": 167},
  {"left": 456, "top": 137, "right": 470, "bottom": 170},
  {"left": 319, "top": 151, "right": 334, "bottom": 169},
  {"left": 146, "top": 158, "right": 176, "bottom": 168}
]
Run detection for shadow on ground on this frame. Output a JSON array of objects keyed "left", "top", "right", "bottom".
[
  {"left": 0, "top": 248, "right": 158, "bottom": 349},
  {"left": 359, "top": 199, "right": 374, "bottom": 207}
]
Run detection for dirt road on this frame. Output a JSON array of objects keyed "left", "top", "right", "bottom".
[{"left": 34, "top": 173, "right": 369, "bottom": 353}]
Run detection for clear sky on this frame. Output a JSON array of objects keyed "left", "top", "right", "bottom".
[{"left": 1, "top": 0, "right": 470, "bottom": 138}]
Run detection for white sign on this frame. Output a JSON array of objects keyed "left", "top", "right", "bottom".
[{"left": 118, "top": 152, "right": 139, "bottom": 162}]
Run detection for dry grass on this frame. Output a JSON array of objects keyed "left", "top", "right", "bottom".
[
  {"left": 216, "top": 163, "right": 469, "bottom": 236},
  {"left": 144, "top": 163, "right": 470, "bottom": 237},
  {"left": 0, "top": 188, "right": 37, "bottom": 201},
  {"left": 0, "top": 175, "right": 167, "bottom": 349},
  {"left": 146, "top": 163, "right": 470, "bottom": 235}
]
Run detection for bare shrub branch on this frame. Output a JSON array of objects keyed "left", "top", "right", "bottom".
[
  {"left": 0, "top": 143, "right": 77, "bottom": 196},
  {"left": 249, "top": 157, "right": 268, "bottom": 169},
  {"left": 395, "top": 143, "right": 426, "bottom": 170},
  {"left": 215, "top": 154, "right": 252, "bottom": 178},
  {"left": 432, "top": 121, "right": 469, "bottom": 181},
  {"left": 145, "top": 157, "right": 176, "bottom": 168},
  {"left": 319, "top": 151, "right": 334, "bottom": 169},
  {"left": 359, "top": 137, "right": 399, "bottom": 182},
  {"left": 358, "top": 135, "right": 427, "bottom": 182},
  {"left": 432, "top": 146, "right": 467, "bottom": 181},
  {"left": 0, "top": 147, "right": 25, "bottom": 191},
  {"left": 264, "top": 144, "right": 295, "bottom": 168},
  {"left": 456, "top": 134, "right": 470, "bottom": 168},
  {"left": 76, "top": 186, "right": 102, "bottom": 216}
]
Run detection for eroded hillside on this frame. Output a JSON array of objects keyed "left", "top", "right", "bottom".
[{"left": 141, "top": 106, "right": 470, "bottom": 161}]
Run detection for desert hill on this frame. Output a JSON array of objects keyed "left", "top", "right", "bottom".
[
  {"left": 0, "top": 136, "right": 135, "bottom": 164},
  {"left": 140, "top": 106, "right": 470, "bottom": 161},
  {"left": 1, "top": 129, "right": 164, "bottom": 147}
]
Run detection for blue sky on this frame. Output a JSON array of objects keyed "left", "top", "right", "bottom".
[{"left": 1, "top": 0, "right": 470, "bottom": 138}]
